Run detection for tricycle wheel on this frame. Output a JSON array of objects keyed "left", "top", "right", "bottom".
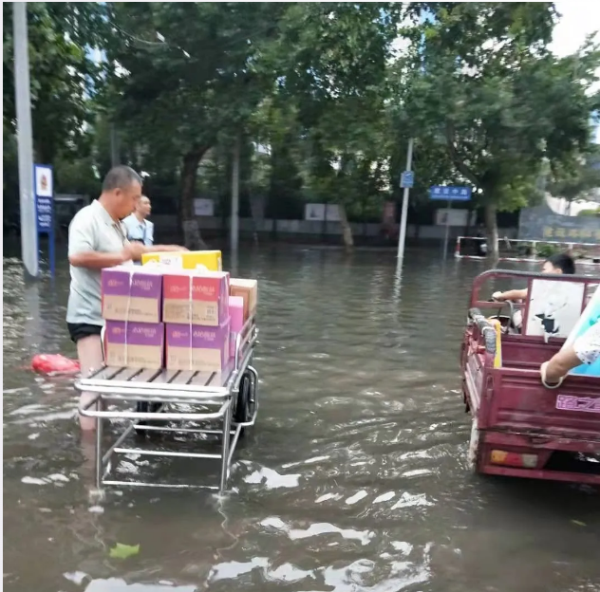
[{"left": 467, "top": 416, "right": 481, "bottom": 472}]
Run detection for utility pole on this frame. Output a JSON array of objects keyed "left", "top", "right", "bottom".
[
  {"left": 13, "top": 2, "right": 39, "bottom": 278},
  {"left": 397, "top": 138, "right": 414, "bottom": 260},
  {"left": 230, "top": 135, "right": 240, "bottom": 253}
]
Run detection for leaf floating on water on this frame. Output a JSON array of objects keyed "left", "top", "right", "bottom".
[
  {"left": 109, "top": 543, "right": 140, "bottom": 559},
  {"left": 571, "top": 520, "right": 586, "bottom": 527}
]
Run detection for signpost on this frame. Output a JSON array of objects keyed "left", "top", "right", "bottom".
[
  {"left": 14, "top": 2, "right": 39, "bottom": 278},
  {"left": 430, "top": 185, "right": 472, "bottom": 258},
  {"left": 34, "top": 164, "right": 55, "bottom": 277},
  {"left": 397, "top": 138, "right": 414, "bottom": 261}
]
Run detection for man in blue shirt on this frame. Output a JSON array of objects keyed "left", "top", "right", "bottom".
[{"left": 122, "top": 194, "right": 154, "bottom": 245}]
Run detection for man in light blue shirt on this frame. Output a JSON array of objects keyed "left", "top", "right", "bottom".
[{"left": 122, "top": 194, "right": 154, "bottom": 246}]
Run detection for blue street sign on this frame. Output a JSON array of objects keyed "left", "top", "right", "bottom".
[
  {"left": 34, "top": 164, "right": 55, "bottom": 277},
  {"left": 34, "top": 164, "right": 54, "bottom": 232},
  {"left": 430, "top": 185, "right": 472, "bottom": 201},
  {"left": 400, "top": 171, "right": 414, "bottom": 188},
  {"left": 36, "top": 195, "right": 52, "bottom": 231}
]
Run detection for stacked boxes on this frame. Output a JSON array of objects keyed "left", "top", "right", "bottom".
[
  {"left": 100, "top": 251, "right": 258, "bottom": 372},
  {"left": 163, "top": 270, "right": 231, "bottom": 372},
  {"left": 229, "top": 296, "right": 245, "bottom": 359},
  {"left": 105, "top": 321, "right": 164, "bottom": 369},
  {"left": 141, "top": 250, "right": 222, "bottom": 271},
  {"left": 229, "top": 279, "right": 258, "bottom": 322},
  {"left": 165, "top": 319, "right": 230, "bottom": 372},
  {"left": 102, "top": 265, "right": 163, "bottom": 323},
  {"left": 163, "top": 271, "right": 229, "bottom": 326},
  {"left": 102, "top": 266, "right": 165, "bottom": 368}
]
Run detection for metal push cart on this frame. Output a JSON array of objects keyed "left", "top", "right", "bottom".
[{"left": 75, "top": 317, "right": 259, "bottom": 493}]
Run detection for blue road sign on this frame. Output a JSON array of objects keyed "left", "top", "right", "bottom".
[
  {"left": 34, "top": 164, "right": 55, "bottom": 277},
  {"left": 34, "top": 164, "right": 54, "bottom": 232},
  {"left": 430, "top": 185, "right": 471, "bottom": 201},
  {"left": 36, "top": 195, "right": 52, "bottom": 231},
  {"left": 400, "top": 171, "right": 414, "bottom": 188}
]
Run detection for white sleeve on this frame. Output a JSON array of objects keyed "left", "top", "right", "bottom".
[{"left": 68, "top": 212, "right": 95, "bottom": 255}]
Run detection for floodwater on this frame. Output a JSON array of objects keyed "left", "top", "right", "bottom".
[{"left": 3, "top": 245, "right": 599, "bottom": 592}]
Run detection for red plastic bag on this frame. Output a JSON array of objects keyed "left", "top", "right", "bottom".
[{"left": 31, "top": 354, "right": 80, "bottom": 376}]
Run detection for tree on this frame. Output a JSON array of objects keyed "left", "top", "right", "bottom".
[
  {"left": 3, "top": 2, "right": 107, "bottom": 163},
  {"left": 102, "top": 2, "right": 289, "bottom": 244},
  {"left": 262, "top": 2, "right": 406, "bottom": 247},
  {"left": 547, "top": 152, "right": 600, "bottom": 208},
  {"left": 398, "top": 2, "right": 600, "bottom": 258}
]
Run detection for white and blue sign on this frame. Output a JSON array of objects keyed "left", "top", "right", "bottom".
[
  {"left": 400, "top": 171, "right": 414, "bottom": 188},
  {"left": 430, "top": 185, "right": 472, "bottom": 201},
  {"left": 34, "top": 164, "right": 55, "bottom": 277},
  {"left": 34, "top": 164, "right": 53, "bottom": 232}
]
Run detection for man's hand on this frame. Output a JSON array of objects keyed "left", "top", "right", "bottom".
[
  {"left": 122, "top": 242, "right": 147, "bottom": 262},
  {"left": 492, "top": 291, "right": 505, "bottom": 301}
]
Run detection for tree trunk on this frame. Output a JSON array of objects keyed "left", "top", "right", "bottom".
[
  {"left": 179, "top": 146, "right": 210, "bottom": 248},
  {"left": 484, "top": 202, "right": 499, "bottom": 262},
  {"left": 338, "top": 204, "right": 354, "bottom": 250}
]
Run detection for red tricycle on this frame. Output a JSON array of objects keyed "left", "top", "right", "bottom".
[{"left": 461, "top": 269, "right": 600, "bottom": 485}]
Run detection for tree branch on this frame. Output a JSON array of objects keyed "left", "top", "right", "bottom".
[{"left": 445, "top": 120, "right": 480, "bottom": 187}]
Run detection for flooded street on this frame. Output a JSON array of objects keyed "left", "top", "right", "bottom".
[{"left": 3, "top": 245, "right": 599, "bottom": 592}]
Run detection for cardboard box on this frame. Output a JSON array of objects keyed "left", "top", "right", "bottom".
[
  {"left": 230, "top": 278, "right": 258, "bottom": 321},
  {"left": 163, "top": 270, "right": 229, "bottom": 326},
  {"left": 166, "top": 319, "right": 230, "bottom": 372},
  {"left": 142, "top": 250, "right": 222, "bottom": 272},
  {"left": 102, "top": 266, "right": 163, "bottom": 323},
  {"left": 104, "top": 321, "right": 164, "bottom": 369},
  {"left": 229, "top": 295, "right": 245, "bottom": 359}
]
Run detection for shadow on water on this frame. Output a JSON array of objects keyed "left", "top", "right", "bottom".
[{"left": 3, "top": 244, "right": 599, "bottom": 592}]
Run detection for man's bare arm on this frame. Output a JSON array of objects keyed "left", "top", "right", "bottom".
[
  {"left": 492, "top": 288, "right": 528, "bottom": 302},
  {"left": 69, "top": 250, "right": 129, "bottom": 269}
]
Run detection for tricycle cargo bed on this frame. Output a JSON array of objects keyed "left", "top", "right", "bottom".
[{"left": 485, "top": 368, "right": 600, "bottom": 444}]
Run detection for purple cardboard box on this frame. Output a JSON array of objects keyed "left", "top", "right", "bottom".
[
  {"left": 102, "top": 265, "right": 163, "bottom": 323},
  {"left": 105, "top": 321, "right": 165, "bottom": 369},
  {"left": 229, "top": 295, "right": 245, "bottom": 360},
  {"left": 166, "top": 318, "right": 230, "bottom": 372}
]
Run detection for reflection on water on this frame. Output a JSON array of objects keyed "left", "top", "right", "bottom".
[{"left": 3, "top": 246, "right": 599, "bottom": 592}]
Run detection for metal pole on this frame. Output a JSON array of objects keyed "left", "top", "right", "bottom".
[
  {"left": 443, "top": 198, "right": 452, "bottom": 259},
  {"left": 13, "top": 2, "right": 39, "bottom": 278},
  {"left": 230, "top": 135, "right": 240, "bottom": 253},
  {"left": 397, "top": 138, "right": 414, "bottom": 260}
]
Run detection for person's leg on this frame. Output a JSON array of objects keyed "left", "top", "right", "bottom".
[{"left": 77, "top": 334, "right": 104, "bottom": 431}]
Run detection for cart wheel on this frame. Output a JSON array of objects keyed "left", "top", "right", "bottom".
[
  {"left": 136, "top": 402, "right": 162, "bottom": 414},
  {"left": 136, "top": 401, "right": 163, "bottom": 434},
  {"left": 234, "top": 371, "right": 251, "bottom": 423},
  {"left": 234, "top": 371, "right": 255, "bottom": 436},
  {"left": 467, "top": 416, "right": 481, "bottom": 472}
]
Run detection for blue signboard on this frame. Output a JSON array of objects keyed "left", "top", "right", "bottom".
[
  {"left": 400, "top": 171, "right": 414, "bottom": 188},
  {"left": 34, "top": 164, "right": 55, "bottom": 277},
  {"left": 430, "top": 185, "right": 472, "bottom": 201}
]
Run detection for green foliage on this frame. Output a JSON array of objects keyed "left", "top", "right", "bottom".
[
  {"left": 548, "top": 152, "right": 600, "bottom": 202},
  {"left": 577, "top": 208, "right": 600, "bottom": 217},
  {"left": 398, "top": 2, "right": 600, "bottom": 222},
  {"left": 3, "top": 2, "right": 107, "bottom": 162},
  {"left": 4, "top": 1, "right": 600, "bottom": 248}
]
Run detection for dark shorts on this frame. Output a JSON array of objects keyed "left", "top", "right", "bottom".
[{"left": 67, "top": 323, "right": 102, "bottom": 344}]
